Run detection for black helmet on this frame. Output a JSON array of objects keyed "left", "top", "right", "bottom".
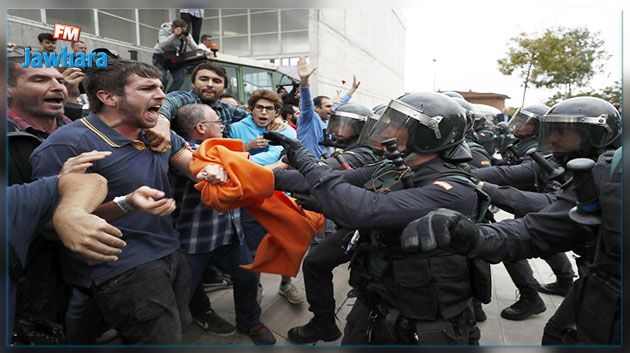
[
  {"left": 442, "top": 91, "right": 465, "bottom": 100},
  {"left": 508, "top": 104, "right": 548, "bottom": 138},
  {"left": 471, "top": 104, "right": 499, "bottom": 131},
  {"left": 325, "top": 102, "right": 372, "bottom": 148},
  {"left": 538, "top": 96, "right": 621, "bottom": 162},
  {"left": 451, "top": 97, "right": 474, "bottom": 130},
  {"left": 358, "top": 92, "right": 467, "bottom": 154},
  {"left": 495, "top": 121, "right": 510, "bottom": 133},
  {"left": 357, "top": 104, "right": 387, "bottom": 146}
]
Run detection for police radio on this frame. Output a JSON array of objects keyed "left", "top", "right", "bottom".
[{"left": 566, "top": 158, "right": 601, "bottom": 226}]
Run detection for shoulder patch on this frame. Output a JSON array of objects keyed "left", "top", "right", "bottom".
[
  {"left": 480, "top": 160, "right": 491, "bottom": 166},
  {"left": 433, "top": 180, "right": 453, "bottom": 190}
]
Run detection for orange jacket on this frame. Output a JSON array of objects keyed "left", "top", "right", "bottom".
[{"left": 189, "top": 138, "right": 324, "bottom": 276}]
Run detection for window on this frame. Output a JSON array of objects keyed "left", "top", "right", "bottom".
[
  {"left": 222, "top": 35, "right": 249, "bottom": 56},
  {"left": 139, "top": 25, "right": 158, "bottom": 48},
  {"left": 242, "top": 66, "right": 275, "bottom": 102},
  {"left": 252, "top": 33, "right": 279, "bottom": 55},
  {"left": 138, "top": 9, "right": 170, "bottom": 28},
  {"left": 203, "top": 9, "right": 219, "bottom": 18},
  {"left": 281, "top": 31, "right": 308, "bottom": 53},
  {"left": 222, "top": 15, "right": 247, "bottom": 37},
  {"left": 98, "top": 12, "right": 136, "bottom": 43},
  {"left": 251, "top": 11, "right": 278, "bottom": 34},
  {"left": 100, "top": 9, "right": 135, "bottom": 20},
  {"left": 223, "top": 66, "right": 240, "bottom": 100},
  {"left": 222, "top": 9, "right": 247, "bottom": 16},
  {"left": 281, "top": 9, "right": 308, "bottom": 31},
  {"left": 7, "top": 9, "right": 40, "bottom": 21},
  {"left": 46, "top": 9, "right": 95, "bottom": 34},
  {"left": 200, "top": 18, "right": 220, "bottom": 37}
]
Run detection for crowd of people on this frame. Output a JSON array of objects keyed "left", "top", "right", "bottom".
[{"left": 6, "top": 14, "right": 622, "bottom": 347}]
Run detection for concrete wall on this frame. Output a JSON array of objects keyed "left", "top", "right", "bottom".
[
  {"left": 8, "top": 17, "right": 154, "bottom": 63},
  {"left": 309, "top": 9, "right": 405, "bottom": 108}
]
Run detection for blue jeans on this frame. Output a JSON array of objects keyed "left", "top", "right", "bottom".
[
  {"left": 152, "top": 54, "right": 186, "bottom": 93},
  {"left": 92, "top": 251, "right": 191, "bottom": 344},
  {"left": 186, "top": 242, "right": 261, "bottom": 331}
]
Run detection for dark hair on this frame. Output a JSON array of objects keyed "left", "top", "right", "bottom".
[
  {"left": 277, "top": 86, "right": 288, "bottom": 94},
  {"left": 84, "top": 59, "right": 161, "bottom": 113},
  {"left": 280, "top": 104, "right": 297, "bottom": 119},
  {"left": 8, "top": 57, "right": 25, "bottom": 87},
  {"left": 191, "top": 62, "right": 229, "bottom": 89},
  {"left": 37, "top": 32, "right": 56, "bottom": 43},
  {"left": 172, "top": 104, "right": 211, "bottom": 140},
  {"left": 200, "top": 34, "right": 212, "bottom": 42},
  {"left": 313, "top": 96, "right": 330, "bottom": 108},
  {"left": 247, "top": 89, "right": 282, "bottom": 111},
  {"left": 171, "top": 19, "right": 188, "bottom": 29},
  {"left": 71, "top": 40, "right": 85, "bottom": 47}
]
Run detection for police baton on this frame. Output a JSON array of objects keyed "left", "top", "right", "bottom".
[
  {"left": 566, "top": 158, "right": 601, "bottom": 226},
  {"left": 525, "top": 148, "right": 565, "bottom": 181}
]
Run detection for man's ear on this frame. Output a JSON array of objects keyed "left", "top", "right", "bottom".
[
  {"left": 194, "top": 122, "right": 206, "bottom": 135},
  {"left": 95, "top": 90, "right": 118, "bottom": 108}
]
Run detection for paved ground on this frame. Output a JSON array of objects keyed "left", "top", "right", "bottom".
[{"left": 183, "top": 210, "right": 577, "bottom": 346}]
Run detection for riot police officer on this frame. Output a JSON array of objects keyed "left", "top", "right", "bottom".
[
  {"left": 500, "top": 104, "right": 549, "bottom": 164},
  {"left": 452, "top": 97, "right": 493, "bottom": 169},
  {"left": 493, "top": 121, "right": 516, "bottom": 157},
  {"left": 471, "top": 104, "right": 497, "bottom": 156},
  {"left": 402, "top": 96, "right": 621, "bottom": 344},
  {"left": 265, "top": 92, "right": 491, "bottom": 345},
  {"left": 323, "top": 102, "right": 373, "bottom": 150}
]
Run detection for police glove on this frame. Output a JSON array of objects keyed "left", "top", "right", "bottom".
[
  {"left": 263, "top": 131, "right": 321, "bottom": 174},
  {"left": 400, "top": 208, "right": 480, "bottom": 254},
  {"left": 293, "top": 192, "right": 323, "bottom": 213}
]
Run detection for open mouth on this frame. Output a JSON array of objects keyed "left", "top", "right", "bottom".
[
  {"left": 146, "top": 106, "right": 161, "bottom": 119},
  {"left": 43, "top": 97, "right": 65, "bottom": 106}
]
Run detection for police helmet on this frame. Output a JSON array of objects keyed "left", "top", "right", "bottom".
[
  {"left": 356, "top": 104, "right": 387, "bottom": 146},
  {"left": 537, "top": 96, "right": 621, "bottom": 162},
  {"left": 442, "top": 91, "right": 465, "bottom": 100},
  {"left": 358, "top": 92, "right": 467, "bottom": 154},
  {"left": 508, "top": 104, "right": 548, "bottom": 138},
  {"left": 325, "top": 102, "right": 373, "bottom": 148}
]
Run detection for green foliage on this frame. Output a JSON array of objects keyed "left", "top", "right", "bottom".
[
  {"left": 498, "top": 27, "right": 610, "bottom": 98},
  {"left": 545, "top": 81, "right": 621, "bottom": 107}
]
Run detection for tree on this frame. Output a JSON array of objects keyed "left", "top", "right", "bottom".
[
  {"left": 498, "top": 27, "right": 609, "bottom": 104},
  {"left": 545, "top": 81, "right": 621, "bottom": 107}
]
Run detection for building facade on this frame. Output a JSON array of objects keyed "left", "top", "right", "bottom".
[{"left": 7, "top": 8, "right": 405, "bottom": 107}]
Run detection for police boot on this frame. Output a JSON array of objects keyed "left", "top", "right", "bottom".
[
  {"left": 537, "top": 277, "right": 574, "bottom": 297},
  {"left": 287, "top": 313, "right": 341, "bottom": 344},
  {"left": 500, "top": 287, "right": 546, "bottom": 321},
  {"left": 471, "top": 298, "right": 486, "bottom": 322}
]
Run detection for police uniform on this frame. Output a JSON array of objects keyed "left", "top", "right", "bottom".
[
  {"left": 471, "top": 149, "right": 621, "bottom": 343},
  {"left": 500, "top": 135, "right": 538, "bottom": 165}
]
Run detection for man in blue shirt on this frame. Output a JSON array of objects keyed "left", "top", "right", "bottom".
[
  {"left": 296, "top": 57, "right": 360, "bottom": 159},
  {"left": 229, "top": 89, "right": 296, "bottom": 166},
  {"left": 30, "top": 59, "right": 223, "bottom": 344}
]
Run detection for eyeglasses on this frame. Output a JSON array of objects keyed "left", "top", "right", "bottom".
[
  {"left": 202, "top": 120, "right": 223, "bottom": 126},
  {"left": 253, "top": 104, "right": 276, "bottom": 112}
]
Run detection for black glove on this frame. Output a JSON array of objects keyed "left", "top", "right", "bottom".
[
  {"left": 263, "top": 131, "right": 321, "bottom": 174},
  {"left": 293, "top": 192, "right": 323, "bottom": 213},
  {"left": 400, "top": 208, "right": 480, "bottom": 254}
]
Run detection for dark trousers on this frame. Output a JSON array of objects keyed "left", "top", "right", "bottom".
[
  {"left": 504, "top": 253, "right": 575, "bottom": 289},
  {"left": 241, "top": 209, "right": 267, "bottom": 256},
  {"left": 92, "top": 251, "right": 191, "bottom": 344},
  {"left": 180, "top": 12, "right": 203, "bottom": 44},
  {"left": 151, "top": 54, "right": 186, "bottom": 93},
  {"left": 542, "top": 285, "right": 576, "bottom": 344},
  {"left": 303, "top": 228, "right": 353, "bottom": 315},
  {"left": 186, "top": 242, "right": 261, "bottom": 331}
]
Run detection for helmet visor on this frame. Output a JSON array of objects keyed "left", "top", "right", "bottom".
[
  {"left": 357, "top": 111, "right": 383, "bottom": 144},
  {"left": 357, "top": 99, "right": 443, "bottom": 152},
  {"left": 508, "top": 108, "right": 538, "bottom": 137},
  {"left": 326, "top": 111, "right": 367, "bottom": 144},
  {"left": 537, "top": 114, "right": 610, "bottom": 154}
]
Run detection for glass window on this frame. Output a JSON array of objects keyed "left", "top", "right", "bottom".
[
  {"left": 281, "top": 58, "right": 290, "bottom": 66},
  {"left": 203, "top": 9, "right": 219, "bottom": 18},
  {"left": 98, "top": 12, "right": 136, "bottom": 43},
  {"left": 252, "top": 33, "right": 279, "bottom": 55},
  {"left": 200, "top": 18, "right": 220, "bottom": 37},
  {"left": 223, "top": 65, "right": 240, "bottom": 101},
  {"left": 281, "top": 9, "right": 308, "bottom": 32},
  {"left": 289, "top": 57, "right": 300, "bottom": 65},
  {"left": 222, "top": 15, "right": 247, "bottom": 37},
  {"left": 99, "top": 9, "right": 134, "bottom": 20},
  {"left": 222, "top": 9, "right": 247, "bottom": 16},
  {"left": 139, "top": 25, "right": 158, "bottom": 47},
  {"left": 281, "top": 31, "right": 308, "bottom": 53},
  {"left": 45, "top": 9, "right": 95, "bottom": 34},
  {"left": 250, "top": 9, "right": 275, "bottom": 14},
  {"left": 242, "top": 66, "right": 274, "bottom": 102},
  {"left": 7, "top": 9, "right": 40, "bottom": 21},
  {"left": 251, "top": 12, "right": 278, "bottom": 34},
  {"left": 222, "top": 36, "right": 249, "bottom": 56},
  {"left": 139, "top": 9, "right": 170, "bottom": 28}
]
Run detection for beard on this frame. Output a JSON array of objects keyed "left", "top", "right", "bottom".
[
  {"left": 118, "top": 97, "right": 156, "bottom": 129},
  {"left": 11, "top": 95, "right": 63, "bottom": 120}
]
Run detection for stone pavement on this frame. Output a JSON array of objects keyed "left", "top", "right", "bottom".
[{"left": 183, "top": 210, "right": 577, "bottom": 346}]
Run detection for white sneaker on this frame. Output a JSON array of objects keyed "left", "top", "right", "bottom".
[{"left": 278, "top": 282, "right": 306, "bottom": 304}]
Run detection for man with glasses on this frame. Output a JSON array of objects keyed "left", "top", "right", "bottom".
[{"left": 170, "top": 104, "right": 276, "bottom": 345}]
